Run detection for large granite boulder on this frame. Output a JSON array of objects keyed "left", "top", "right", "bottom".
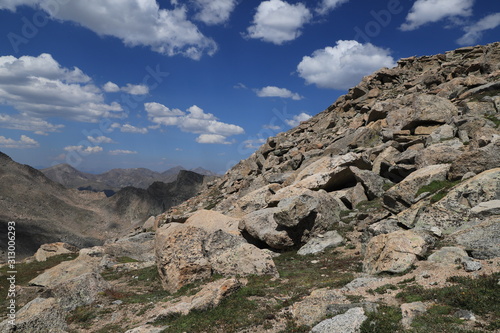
[
  {"left": 155, "top": 223, "right": 277, "bottom": 292},
  {"left": 363, "top": 230, "right": 435, "bottom": 274}
]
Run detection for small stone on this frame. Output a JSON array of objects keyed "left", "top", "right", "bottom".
[
  {"left": 112, "top": 300, "right": 123, "bottom": 305},
  {"left": 462, "top": 259, "right": 482, "bottom": 272},
  {"left": 454, "top": 309, "right": 476, "bottom": 321}
]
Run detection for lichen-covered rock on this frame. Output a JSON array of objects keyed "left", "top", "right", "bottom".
[
  {"left": 363, "top": 230, "right": 435, "bottom": 274},
  {"left": 155, "top": 223, "right": 277, "bottom": 292},
  {"left": 0, "top": 298, "right": 67, "bottom": 333}
]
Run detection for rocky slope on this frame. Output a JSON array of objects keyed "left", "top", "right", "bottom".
[
  {"left": 41, "top": 163, "right": 218, "bottom": 193},
  {"left": 2, "top": 43, "right": 499, "bottom": 332}
]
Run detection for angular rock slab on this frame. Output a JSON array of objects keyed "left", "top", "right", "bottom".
[
  {"left": 383, "top": 164, "right": 450, "bottom": 213},
  {"left": 414, "top": 168, "right": 500, "bottom": 235},
  {"left": 297, "top": 231, "right": 344, "bottom": 255},
  {"left": 363, "top": 230, "right": 434, "bottom": 274}
]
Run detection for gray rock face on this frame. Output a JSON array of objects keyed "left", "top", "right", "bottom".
[
  {"left": 311, "top": 307, "right": 367, "bottom": 333},
  {"left": 104, "top": 232, "right": 156, "bottom": 262},
  {"left": 0, "top": 297, "right": 68, "bottom": 333},
  {"left": 297, "top": 231, "right": 345, "bottom": 255},
  {"left": 427, "top": 246, "right": 469, "bottom": 264},
  {"left": 239, "top": 208, "right": 295, "bottom": 249},
  {"left": 383, "top": 164, "right": 451, "bottom": 213},
  {"left": 449, "top": 138, "right": 500, "bottom": 180},
  {"left": 414, "top": 168, "right": 500, "bottom": 236}
]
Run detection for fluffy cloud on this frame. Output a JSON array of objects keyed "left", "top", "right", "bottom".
[
  {"left": 0, "top": 135, "right": 39, "bottom": 149},
  {"left": 255, "top": 86, "right": 303, "bottom": 100},
  {"left": 109, "top": 149, "right": 138, "bottom": 155},
  {"left": 245, "top": 0, "right": 312, "bottom": 44},
  {"left": 297, "top": 40, "right": 396, "bottom": 90},
  {"left": 0, "top": 54, "right": 123, "bottom": 122},
  {"left": 192, "top": 0, "right": 238, "bottom": 25},
  {"left": 103, "top": 81, "right": 120, "bottom": 93},
  {"left": 104, "top": 82, "right": 149, "bottom": 95},
  {"left": 0, "top": 113, "right": 64, "bottom": 135},
  {"left": 111, "top": 123, "right": 149, "bottom": 134},
  {"left": 457, "top": 13, "right": 500, "bottom": 45},
  {"left": 1, "top": 0, "right": 217, "bottom": 60},
  {"left": 146, "top": 103, "right": 244, "bottom": 143},
  {"left": 64, "top": 145, "right": 103, "bottom": 154},
  {"left": 316, "top": 0, "right": 350, "bottom": 15},
  {"left": 285, "top": 112, "right": 311, "bottom": 127},
  {"left": 400, "top": 0, "right": 474, "bottom": 31},
  {"left": 87, "top": 135, "right": 115, "bottom": 144},
  {"left": 196, "top": 134, "right": 231, "bottom": 144}
]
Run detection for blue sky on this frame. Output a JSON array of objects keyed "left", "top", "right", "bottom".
[{"left": 0, "top": 0, "right": 499, "bottom": 174}]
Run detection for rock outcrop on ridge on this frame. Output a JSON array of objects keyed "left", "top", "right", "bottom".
[{"left": 2, "top": 43, "right": 499, "bottom": 332}]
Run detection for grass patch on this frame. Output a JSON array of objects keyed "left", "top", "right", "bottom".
[
  {"left": 356, "top": 198, "right": 384, "bottom": 211},
  {"left": 415, "top": 179, "right": 461, "bottom": 203},
  {"left": 397, "top": 273, "right": 499, "bottom": 319},
  {"left": 373, "top": 284, "right": 398, "bottom": 294},
  {"left": 66, "top": 305, "right": 100, "bottom": 328},
  {"left": 116, "top": 256, "right": 139, "bottom": 264},
  {"left": 485, "top": 114, "right": 500, "bottom": 128},
  {"left": 410, "top": 304, "right": 484, "bottom": 333},
  {"left": 153, "top": 249, "right": 359, "bottom": 332},
  {"left": 360, "top": 305, "right": 403, "bottom": 333}
]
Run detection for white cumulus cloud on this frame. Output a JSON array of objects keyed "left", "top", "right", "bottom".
[
  {"left": 457, "top": 12, "right": 500, "bottom": 45},
  {"left": 285, "top": 112, "right": 311, "bottom": 127},
  {"left": 245, "top": 0, "right": 312, "bottom": 45},
  {"left": 316, "top": 0, "right": 350, "bottom": 15},
  {"left": 0, "top": 113, "right": 64, "bottom": 135},
  {"left": 0, "top": 54, "right": 123, "bottom": 122},
  {"left": 255, "top": 86, "right": 303, "bottom": 100},
  {"left": 103, "top": 81, "right": 120, "bottom": 93},
  {"left": 400, "top": 0, "right": 474, "bottom": 31},
  {"left": 104, "top": 82, "right": 149, "bottom": 95},
  {"left": 297, "top": 40, "right": 396, "bottom": 90},
  {"left": 192, "top": 0, "right": 238, "bottom": 25},
  {"left": 119, "top": 124, "right": 149, "bottom": 134},
  {"left": 196, "top": 134, "right": 231, "bottom": 144},
  {"left": 64, "top": 145, "right": 103, "bottom": 154},
  {"left": 87, "top": 135, "right": 115, "bottom": 144},
  {"left": 146, "top": 103, "right": 244, "bottom": 144},
  {"left": 1, "top": 0, "right": 217, "bottom": 60},
  {"left": 0, "top": 135, "right": 39, "bottom": 149},
  {"left": 109, "top": 149, "right": 138, "bottom": 155}
]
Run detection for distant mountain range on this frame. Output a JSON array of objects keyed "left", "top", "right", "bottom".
[
  {"left": 0, "top": 153, "right": 216, "bottom": 259},
  {"left": 41, "top": 164, "right": 219, "bottom": 194}
]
